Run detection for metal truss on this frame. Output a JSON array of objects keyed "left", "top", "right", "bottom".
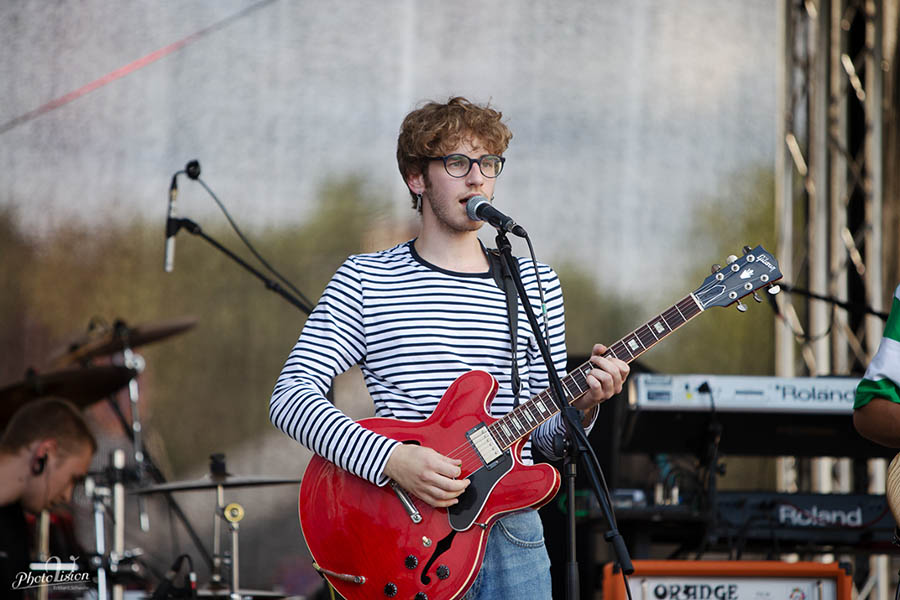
[{"left": 776, "top": 1, "right": 892, "bottom": 599}]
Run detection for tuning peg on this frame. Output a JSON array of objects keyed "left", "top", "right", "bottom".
[
  {"left": 736, "top": 300, "right": 748, "bottom": 312},
  {"left": 753, "top": 292, "right": 762, "bottom": 303},
  {"left": 726, "top": 255, "right": 739, "bottom": 265},
  {"left": 710, "top": 264, "right": 722, "bottom": 274},
  {"left": 768, "top": 284, "right": 781, "bottom": 295}
]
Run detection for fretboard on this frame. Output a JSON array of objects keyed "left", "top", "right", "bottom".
[{"left": 486, "top": 293, "right": 704, "bottom": 450}]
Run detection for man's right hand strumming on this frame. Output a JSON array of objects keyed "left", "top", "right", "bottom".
[{"left": 383, "top": 444, "right": 471, "bottom": 508}]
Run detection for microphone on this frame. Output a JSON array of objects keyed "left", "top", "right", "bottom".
[
  {"left": 164, "top": 161, "right": 201, "bottom": 273},
  {"left": 164, "top": 171, "right": 181, "bottom": 273},
  {"left": 466, "top": 196, "right": 527, "bottom": 237}
]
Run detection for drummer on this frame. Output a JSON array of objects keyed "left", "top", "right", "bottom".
[{"left": 0, "top": 398, "right": 96, "bottom": 599}]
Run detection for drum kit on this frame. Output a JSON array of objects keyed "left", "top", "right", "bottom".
[{"left": 0, "top": 317, "right": 301, "bottom": 600}]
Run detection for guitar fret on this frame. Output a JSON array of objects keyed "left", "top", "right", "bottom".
[
  {"left": 488, "top": 423, "right": 507, "bottom": 447},
  {"left": 568, "top": 375, "right": 584, "bottom": 395},
  {"left": 636, "top": 326, "right": 656, "bottom": 348},
  {"left": 614, "top": 340, "right": 634, "bottom": 360},
  {"left": 650, "top": 317, "right": 670, "bottom": 337},
  {"left": 539, "top": 392, "right": 558, "bottom": 415},
  {"left": 509, "top": 414, "right": 524, "bottom": 434},
  {"left": 664, "top": 306, "right": 685, "bottom": 328},
  {"left": 622, "top": 334, "right": 644, "bottom": 356},
  {"left": 520, "top": 407, "right": 536, "bottom": 427}
]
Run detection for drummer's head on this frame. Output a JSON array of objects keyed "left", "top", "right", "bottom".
[{"left": 0, "top": 398, "right": 96, "bottom": 513}]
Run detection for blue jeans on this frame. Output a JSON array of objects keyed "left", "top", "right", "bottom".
[{"left": 463, "top": 510, "right": 552, "bottom": 599}]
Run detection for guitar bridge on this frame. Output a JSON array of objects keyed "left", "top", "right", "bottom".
[{"left": 465, "top": 423, "right": 503, "bottom": 468}]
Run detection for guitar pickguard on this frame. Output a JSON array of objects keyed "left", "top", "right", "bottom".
[{"left": 448, "top": 449, "right": 514, "bottom": 531}]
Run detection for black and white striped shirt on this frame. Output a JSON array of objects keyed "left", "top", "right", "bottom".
[{"left": 270, "top": 240, "right": 587, "bottom": 486}]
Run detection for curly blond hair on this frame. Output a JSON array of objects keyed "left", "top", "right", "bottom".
[{"left": 397, "top": 97, "right": 512, "bottom": 210}]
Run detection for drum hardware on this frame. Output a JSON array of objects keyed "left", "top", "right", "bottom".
[
  {"left": 134, "top": 453, "right": 297, "bottom": 599},
  {"left": 48, "top": 316, "right": 197, "bottom": 533},
  {"left": 85, "top": 449, "right": 151, "bottom": 600},
  {"left": 46, "top": 315, "right": 216, "bottom": 572}
]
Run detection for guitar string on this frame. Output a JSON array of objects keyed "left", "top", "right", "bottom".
[
  {"left": 439, "top": 299, "right": 699, "bottom": 475},
  {"left": 429, "top": 268, "right": 762, "bottom": 470}
]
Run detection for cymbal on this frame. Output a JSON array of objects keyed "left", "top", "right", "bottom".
[
  {"left": 50, "top": 316, "right": 197, "bottom": 366},
  {"left": 134, "top": 475, "right": 300, "bottom": 494},
  {"left": 0, "top": 365, "right": 137, "bottom": 427}
]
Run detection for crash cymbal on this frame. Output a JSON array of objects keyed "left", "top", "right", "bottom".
[
  {"left": 0, "top": 365, "right": 137, "bottom": 427},
  {"left": 134, "top": 475, "right": 300, "bottom": 494},
  {"left": 49, "top": 316, "right": 197, "bottom": 366}
]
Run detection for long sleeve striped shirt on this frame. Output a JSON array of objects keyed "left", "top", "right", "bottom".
[{"left": 270, "top": 240, "right": 585, "bottom": 486}]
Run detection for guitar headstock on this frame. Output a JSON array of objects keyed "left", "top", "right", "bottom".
[{"left": 693, "top": 245, "right": 783, "bottom": 311}]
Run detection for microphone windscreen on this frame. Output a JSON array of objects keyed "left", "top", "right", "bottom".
[{"left": 466, "top": 196, "right": 489, "bottom": 221}]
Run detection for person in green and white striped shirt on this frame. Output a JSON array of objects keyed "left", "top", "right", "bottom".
[{"left": 853, "top": 284, "right": 900, "bottom": 447}]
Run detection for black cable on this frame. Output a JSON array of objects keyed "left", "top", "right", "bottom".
[{"left": 190, "top": 170, "right": 315, "bottom": 313}]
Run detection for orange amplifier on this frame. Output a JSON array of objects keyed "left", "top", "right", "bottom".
[{"left": 603, "top": 560, "right": 852, "bottom": 600}]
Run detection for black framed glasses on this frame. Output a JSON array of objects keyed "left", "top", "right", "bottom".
[{"left": 429, "top": 154, "right": 506, "bottom": 178}]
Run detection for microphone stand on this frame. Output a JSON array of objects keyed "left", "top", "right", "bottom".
[
  {"left": 165, "top": 217, "right": 312, "bottom": 315},
  {"left": 494, "top": 232, "right": 633, "bottom": 600},
  {"left": 779, "top": 282, "right": 889, "bottom": 320}
]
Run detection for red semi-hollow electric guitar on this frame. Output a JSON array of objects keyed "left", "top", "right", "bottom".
[{"left": 299, "top": 245, "right": 782, "bottom": 600}]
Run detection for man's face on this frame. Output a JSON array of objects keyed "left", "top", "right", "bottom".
[
  {"left": 418, "top": 138, "right": 499, "bottom": 234},
  {"left": 21, "top": 443, "right": 93, "bottom": 514}
]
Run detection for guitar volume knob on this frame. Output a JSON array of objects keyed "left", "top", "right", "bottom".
[
  {"left": 415, "top": 594, "right": 428, "bottom": 600},
  {"left": 405, "top": 555, "right": 418, "bottom": 569},
  {"left": 436, "top": 564, "right": 450, "bottom": 580},
  {"left": 383, "top": 582, "right": 398, "bottom": 597}
]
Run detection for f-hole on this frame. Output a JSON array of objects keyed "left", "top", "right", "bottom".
[{"left": 420, "top": 530, "right": 456, "bottom": 585}]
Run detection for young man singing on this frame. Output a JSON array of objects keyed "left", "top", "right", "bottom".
[{"left": 270, "top": 96, "right": 629, "bottom": 598}]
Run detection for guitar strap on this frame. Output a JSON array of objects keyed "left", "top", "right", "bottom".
[{"left": 487, "top": 249, "right": 521, "bottom": 407}]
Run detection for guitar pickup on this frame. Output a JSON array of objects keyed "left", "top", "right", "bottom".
[{"left": 465, "top": 423, "right": 504, "bottom": 468}]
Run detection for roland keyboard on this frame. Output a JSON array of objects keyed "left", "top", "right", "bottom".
[{"left": 620, "top": 374, "right": 892, "bottom": 458}]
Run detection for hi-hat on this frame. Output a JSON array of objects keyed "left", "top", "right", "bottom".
[
  {"left": 0, "top": 365, "right": 137, "bottom": 427},
  {"left": 49, "top": 316, "right": 197, "bottom": 366}
]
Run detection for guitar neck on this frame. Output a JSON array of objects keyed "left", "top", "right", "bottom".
[{"left": 487, "top": 293, "right": 705, "bottom": 450}]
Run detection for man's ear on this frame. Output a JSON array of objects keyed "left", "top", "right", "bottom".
[
  {"left": 35, "top": 439, "right": 58, "bottom": 459},
  {"left": 406, "top": 171, "right": 425, "bottom": 196}
]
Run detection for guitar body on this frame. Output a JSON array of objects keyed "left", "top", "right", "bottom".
[{"left": 298, "top": 370, "right": 560, "bottom": 600}]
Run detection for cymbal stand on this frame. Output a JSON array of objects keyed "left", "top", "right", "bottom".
[
  {"left": 119, "top": 340, "right": 150, "bottom": 533},
  {"left": 111, "top": 449, "right": 126, "bottom": 600},
  {"left": 86, "top": 450, "right": 139, "bottom": 600},
  {"left": 38, "top": 510, "right": 49, "bottom": 600},
  {"left": 86, "top": 473, "right": 111, "bottom": 600},
  {"left": 215, "top": 488, "right": 245, "bottom": 599},
  {"left": 212, "top": 483, "right": 225, "bottom": 588},
  {"left": 206, "top": 453, "right": 246, "bottom": 597},
  {"left": 208, "top": 453, "right": 228, "bottom": 588}
]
